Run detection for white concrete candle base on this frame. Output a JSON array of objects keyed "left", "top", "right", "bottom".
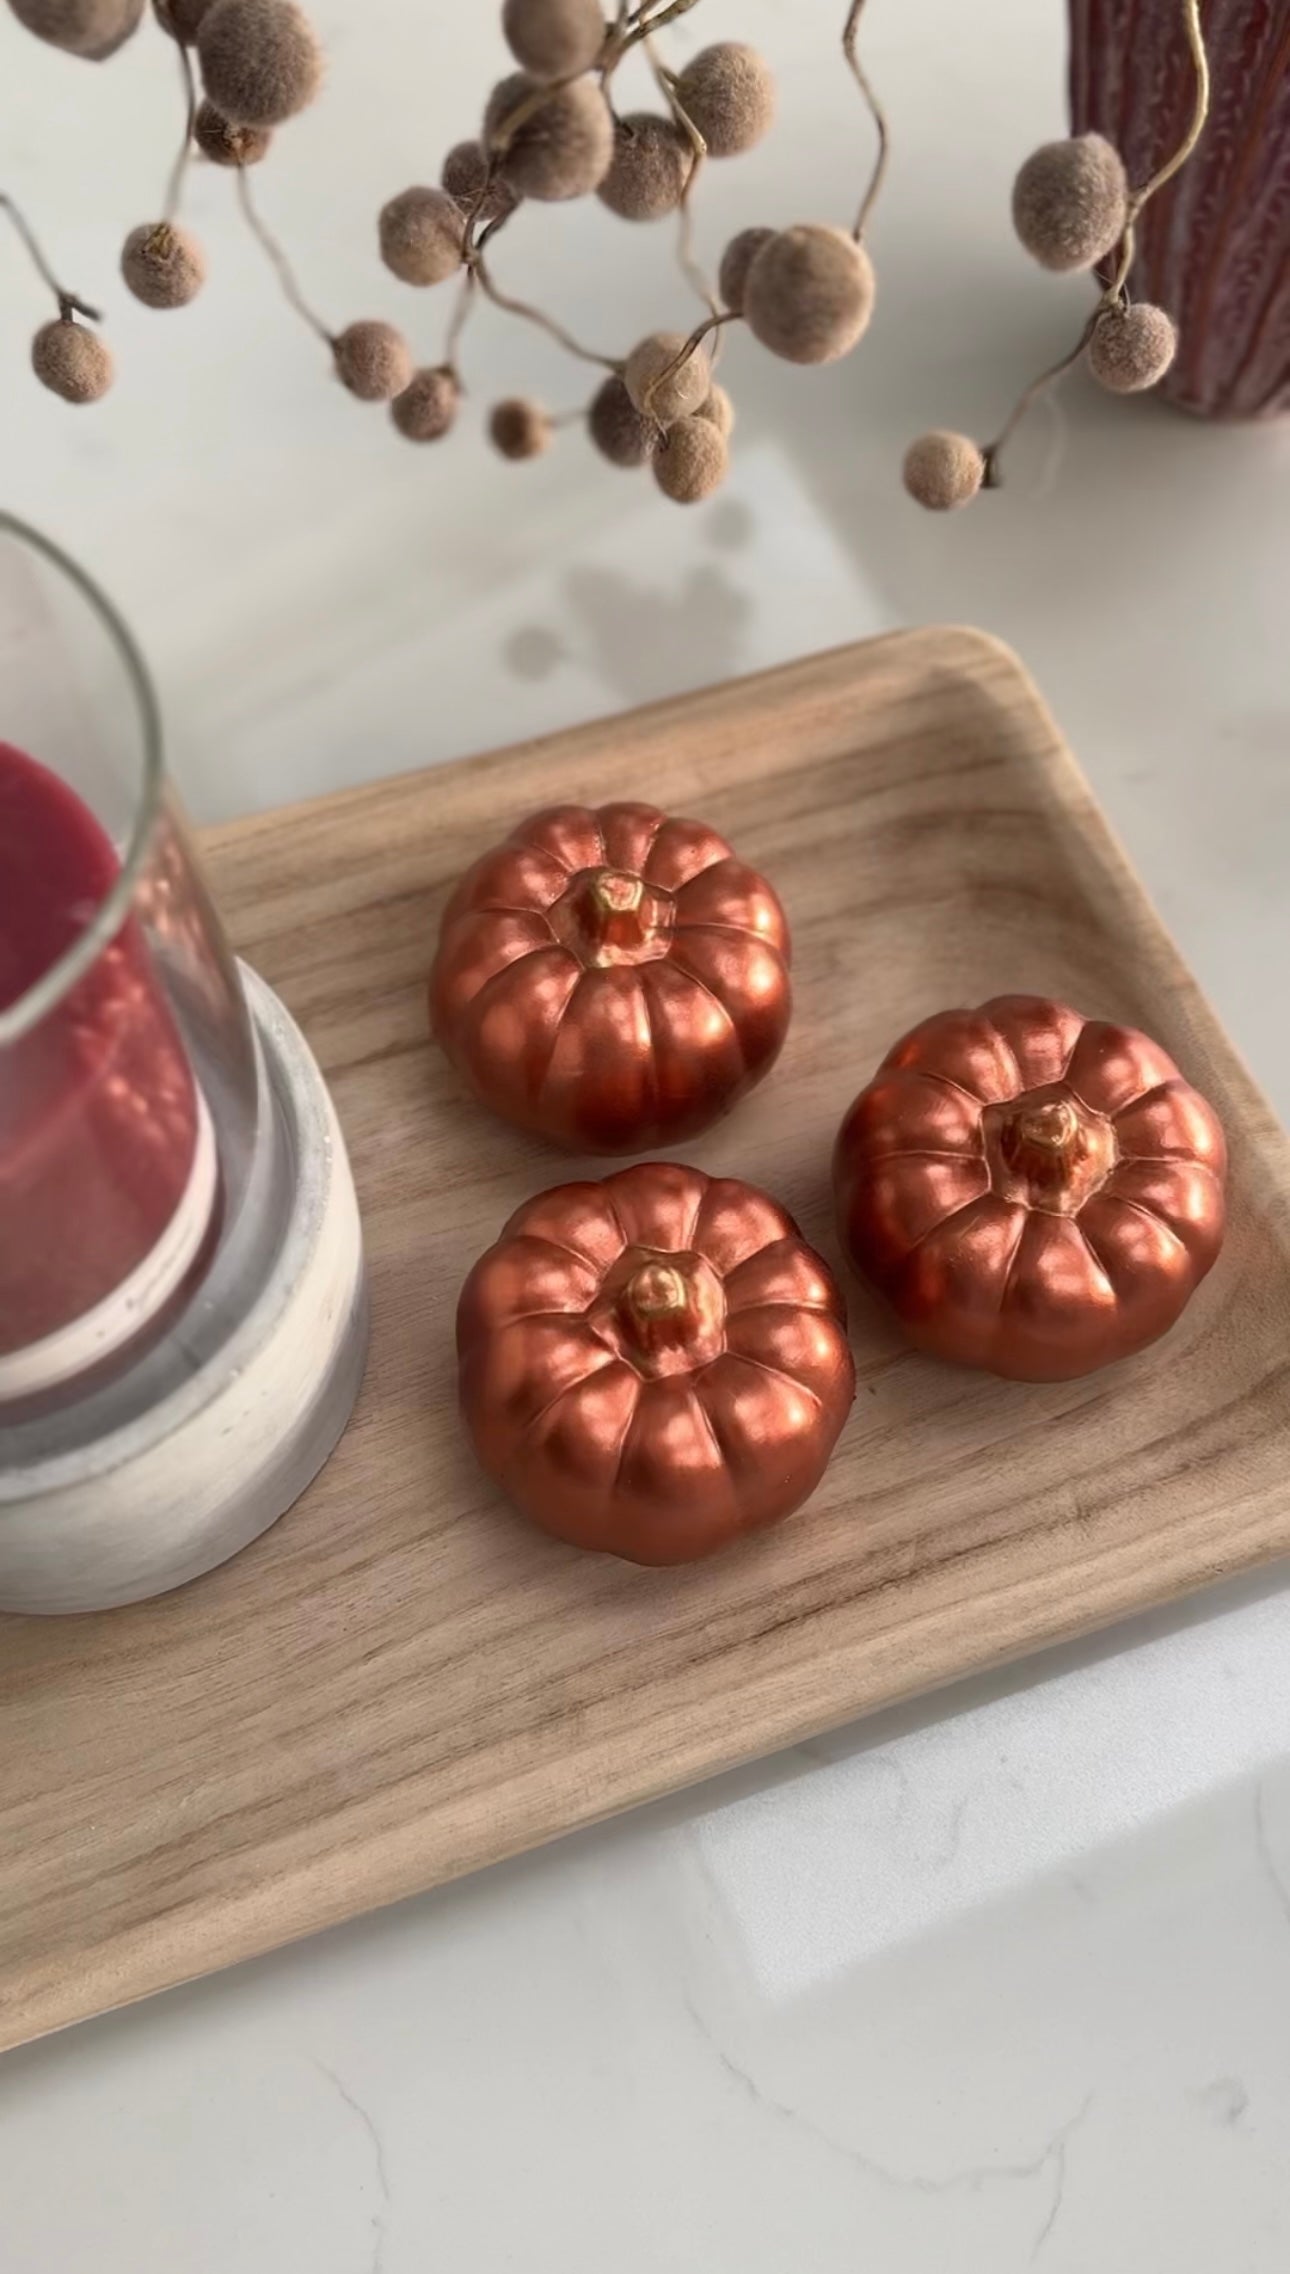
[{"left": 0, "top": 968, "right": 368, "bottom": 1616}]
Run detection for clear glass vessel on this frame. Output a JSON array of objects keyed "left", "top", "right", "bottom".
[{"left": 0, "top": 513, "right": 302, "bottom": 1470}]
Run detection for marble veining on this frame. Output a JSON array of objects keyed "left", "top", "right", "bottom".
[
  {"left": 314, "top": 2064, "right": 391, "bottom": 2274},
  {"left": 681, "top": 1983, "right": 1093, "bottom": 2263}
]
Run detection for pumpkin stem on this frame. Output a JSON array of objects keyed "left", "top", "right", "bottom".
[
  {"left": 1009, "top": 1098, "right": 1079, "bottom": 1157},
  {"left": 985, "top": 1090, "right": 1117, "bottom": 1215},
  {"left": 583, "top": 869, "right": 647, "bottom": 948},
  {"left": 623, "top": 1262, "right": 691, "bottom": 1352},
  {"left": 616, "top": 1254, "right": 725, "bottom": 1374},
  {"left": 589, "top": 869, "right": 643, "bottom": 920},
  {"left": 557, "top": 866, "right": 673, "bottom": 966},
  {"left": 626, "top": 1261, "right": 688, "bottom": 1320}
]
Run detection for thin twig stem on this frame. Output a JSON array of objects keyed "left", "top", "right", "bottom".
[
  {"left": 600, "top": 0, "right": 702, "bottom": 76},
  {"left": 472, "top": 252, "right": 619, "bottom": 370},
  {"left": 236, "top": 171, "right": 334, "bottom": 346},
  {"left": 640, "top": 307, "right": 737, "bottom": 421},
  {"left": 1136, "top": 0, "right": 1209, "bottom": 209},
  {"left": 843, "top": 0, "right": 890, "bottom": 240},
  {"left": 0, "top": 192, "right": 101, "bottom": 321},
  {"left": 163, "top": 34, "right": 198, "bottom": 223},
  {"left": 645, "top": 36, "right": 719, "bottom": 322},
  {"left": 1107, "top": 0, "right": 1208, "bottom": 300},
  {"left": 981, "top": 314, "right": 1100, "bottom": 481},
  {"left": 443, "top": 268, "right": 477, "bottom": 376},
  {"left": 633, "top": 0, "right": 703, "bottom": 35}
]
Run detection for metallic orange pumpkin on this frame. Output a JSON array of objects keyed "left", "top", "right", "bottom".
[
  {"left": 431, "top": 802, "right": 791, "bottom": 1152},
  {"left": 833, "top": 995, "right": 1227, "bottom": 1381},
  {"left": 458, "top": 1161, "right": 855, "bottom": 1563}
]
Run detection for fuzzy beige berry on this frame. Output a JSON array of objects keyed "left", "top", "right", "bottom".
[
  {"left": 31, "top": 319, "right": 114, "bottom": 402},
  {"left": 196, "top": 0, "right": 322, "bottom": 129},
  {"left": 485, "top": 71, "right": 614, "bottom": 201},
  {"left": 441, "top": 138, "right": 517, "bottom": 224},
  {"left": 695, "top": 384, "right": 734, "bottom": 439},
  {"left": 653, "top": 416, "right": 727, "bottom": 503},
  {"left": 120, "top": 221, "right": 205, "bottom": 308},
  {"left": 623, "top": 329, "right": 710, "bottom": 424},
  {"left": 193, "top": 98, "right": 271, "bottom": 164},
  {"left": 674, "top": 43, "right": 775, "bottom": 158},
  {"left": 1012, "top": 134, "right": 1128, "bottom": 273},
  {"left": 902, "top": 430, "right": 985, "bottom": 511},
  {"left": 718, "top": 225, "right": 773, "bottom": 315},
  {"left": 489, "top": 397, "right": 553, "bottom": 460},
  {"left": 333, "top": 320, "right": 413, "bottom": 402},
  {"left": 597, "top": 113, "right": 690, "bottom": 221},
  {"left": 379, "top": 186, "right": 464, "bottom": 286},
  {"left": 501, "top": 0, "right": 603, "bottom": 80},
  {"left": 587, "top": 373, "right": 653, "bottom": 467},
  {"left": 1087, "top": 301, "right": 1177, "bottom": 392},
  {"left": 744, "top": 225, "right": 874, "bottom": 365},
  {"left": 9, "top": 0, "right": 143, "bottom": 57},
  {"left": 391, "top": 365, "right": 459, "bottom": 442},
  {"left": 154, "top": 0, "right": 213, "bottom": 40}
]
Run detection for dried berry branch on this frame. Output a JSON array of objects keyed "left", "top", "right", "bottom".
[
  {"left": 9, "top": 0, "right": 872, "bottom": 498},
  {"left": 905, "top": 0, "right": 1210, "bottom": 509},
  {"left": 6, "top": 0, "right": 1212, "bottom": 518},
  {"left": 6, "top": 0, "right": 877, "bottom": 503},
  {"left": 587, "top": 6, "right": 878, "bottom": 488},
  {"left": 408, "top": 0, "right": 760, "bottom": 483}
]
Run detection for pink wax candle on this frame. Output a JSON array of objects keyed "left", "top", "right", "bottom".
[{"left": 0, "top": 741, "right": 217, "bottom": 1401}]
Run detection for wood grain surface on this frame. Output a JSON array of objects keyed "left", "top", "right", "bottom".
[{"left": 3, "top": 627, "right": 1289, "bottom": 2052}]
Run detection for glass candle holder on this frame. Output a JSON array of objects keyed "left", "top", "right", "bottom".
[{"left": 0, "top": 514, "right": 368, "bottom": 1614}]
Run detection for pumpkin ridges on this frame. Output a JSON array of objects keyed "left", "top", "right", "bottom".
[
  {"left": 643, "top": 813, "right": 736, "bottom": 893},
  {"left": 1064, "top": 1017, "right": 1182, "bottom": 1116},
  {"left": 1112, "top": 1078, "right": 1228, "bottom": 1174},
  {"left": 882, "top": 1006, "right": 1021, "bottom": 1104},
  {"left": 461, "top": 1166, "right": 853, "bottom": 1562},
  {"left": 456, "top": 946, "right": 584, "bottom": 1122},
  {"left": 599, "top": 800, "right": 668, "bottom": 873},
  {"left": 978, "top": 994, "right": 1083, "bottom": 1090},
  {"left": 834, "top": 995, "right": 1226, "bottom": 1379},
  {"left": 672, "top": 854, "right": 791, "bottom": 955},
  {"left": 433, "top": 802, "right": 791, "bottom": 1150},
  {"left": 722, "top": 1236, "right": 844, "bottom": 1320},
  {"left": 429, "top": 907, "right": 558, "bottom": 1030},
  {"left": 509, "top": 803, "right": 607, "bottom": 871}
]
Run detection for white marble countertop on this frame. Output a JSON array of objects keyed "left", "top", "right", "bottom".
[{"left": 2, "top": 2, "right": 1289, "bottom": 2267}]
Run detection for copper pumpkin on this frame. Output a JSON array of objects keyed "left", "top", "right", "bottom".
[
  {"left": 431, "top": 802, "right": 791, "bottom": 1152},
  {"left": 833, "top": 995, "right": 1227, "bottom": 1382},
  {"left": 458, "top": 1162, "right": 855, "bottom": 1564}
]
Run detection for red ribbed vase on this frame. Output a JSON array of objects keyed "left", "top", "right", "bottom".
[{"left": 1069, "top": 0, "right": 1290, "bottom": 418}]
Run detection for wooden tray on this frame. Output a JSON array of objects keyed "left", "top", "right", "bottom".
[{"left": 4, "top": 629, "right": 1289, "bottom": 2052}]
